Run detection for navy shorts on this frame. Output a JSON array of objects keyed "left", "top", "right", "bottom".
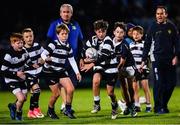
[
  {"left": 103, "top": 72, "right": 118, "bottom": 86},
  {"left": 135, "top": 68, "right": 150, "bottom": 81},
  {"left": 43, "top": 71, "right": 69, "bottom": 86},
  {"left": 8, "top": 81, "right": 27, "bottom": 94}
]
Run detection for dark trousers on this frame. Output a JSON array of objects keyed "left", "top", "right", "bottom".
[{"left": 152, "top": 61, "right": 176, "bottom": 112}]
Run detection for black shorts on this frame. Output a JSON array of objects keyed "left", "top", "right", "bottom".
[
  {"left": 135, "top": 68, "right": 150, "bottom": 81},
  {"left": 93, "top": 66, "right": 104, "bottom": 74},
  {"left": 102, "top": 72, "right": 118, "bottom": 86},
  {"left": 25, "top": 73, "right": 39, "bottom": 88},
  {"left": 8, "top": 81, "right": 27, "bottom": 94},
  {"left": 43, "top": 71, "right": 69, "bottom": 86}
]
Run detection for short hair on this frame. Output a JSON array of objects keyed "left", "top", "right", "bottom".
[
  {"left": 93, "top": 19, "right": 109, "bottom": 31},
  {"left": 10, "top": 33, "right": 23, "bottom": 43},
  {"left": 56, "top": 23, "right": 70, "bottom": 34},
  {"left": 113, "top": 22, "right": 126, "bottom": 31},
  {"left": 22, "top": 28, "right": 33, "bottom": 34},
  {"left": 156, "top": 5, "right": 168, "bottom": 14},
  {"left": 132, "top": 26, "right": 144, "bottom": 35},
  {"left": 60, "top": 4, "right": 73, "bottom": 14}
]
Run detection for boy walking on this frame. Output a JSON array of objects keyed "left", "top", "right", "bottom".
[
  {"left": 22, "top": 28, "right": 44, "bottom": 118},
  {"left": 1, "top": 33, "right": 35, "bottom": 121},
  {"left": 130, "top": 26, "right": 152, "bottom": 112},
  {"left": 41, "top": 24, "right": 81, "bottom": 119}
]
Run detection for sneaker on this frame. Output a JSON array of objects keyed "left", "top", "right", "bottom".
[
  {"left": 47, "top": 110, "right": 59, "bottom": 119},
  {"left": 145, "top": 107, "right": 152, "bottom": 113},
  {"left": 129, "top": 105, "right": 137, "bottom": 117},
  {"left": 118, "top": 100, "right": 126, "bottom": 112},
  {"left": 33, "top": 108, "right": 44, "bottom": 118},
  {"left": 156, "top": 108, "right": 168, "bottom": 115},
  {"left": 135, "top": 106, "right": 141, "bottom": 112},
  {"left": 91, "top": 104, "right": 101, "bottom": 113},
  {"left": 111, "top": 109, "right": 118, "bottom": 119},
  {"left": 27, "top": 110, "right": 36, "bottom": 118},
  {"left": 64, "top": 110, "right": 76, "bottom": 119},
  {"left": 16, "top": 111, "right": 23, "bottom": 121},
  {"left": 123, "top": 108, "right": 130, "bottom": 115},
  {"left": 111, "top": 102, "right": 118, "bottom": 119},
  {"left": 8, "top": 103, "right": 16, "bottom": 120},
  {"left": 60, "top": 107, "right": 66, "bottom": 114},
  {"left": 61, "top": 107, "right": 75, "bottom": 114}
]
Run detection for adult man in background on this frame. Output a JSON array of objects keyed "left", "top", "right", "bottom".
[
  {"left": 140, "top": 6, "right": 179, "bottom": 114},
  {"left": 47, "top": 3, "right": 84, "bottom": 113}
]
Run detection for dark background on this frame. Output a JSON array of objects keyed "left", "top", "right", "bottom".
[
  {"left": 0, "top": 0, "right": 180, "bottom": 45},
  {"left": 0, "top": 0, "right": 180, "bottom": 89}
]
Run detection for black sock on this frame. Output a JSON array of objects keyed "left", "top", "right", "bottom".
[
  {"left": 111, "top": 102, "right": 118, "bottom": 110},
  {"left": 109, "top": 95, "right": 117, "bottom": 102},
  {"left": 33, "top": 92, "right": 40, "bottom": 108},
  {"left": 16, "top": 110, "right": 22, "bottom": 117},
  {"left": 94, "top": 100, "right": 100, "bottom": 105},
  {"left": 32, "top": 88, "right": 40, "bottom": 108},
  {"left": 30, "top": 95, "right": 35, "bottom": 110},
  {"left": 65, "top": 104, "right": 72, "bottom": 112},
  {"left": 48, "top": 106, "right": 54, "bottom": 112}
]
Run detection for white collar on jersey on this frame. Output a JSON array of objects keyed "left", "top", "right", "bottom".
[{"left": 113, "top": 37, "right": 122, "bottom": 47}]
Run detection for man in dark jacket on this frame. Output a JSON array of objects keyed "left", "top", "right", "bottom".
[{"left": 140, "top": 6, "right": 179, "bottom": 114}]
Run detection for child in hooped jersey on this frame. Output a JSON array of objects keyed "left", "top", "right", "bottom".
[
  {"left": 41, "top": 23, "right": 81, "bottom": 119},
  {"left": 130, "top": 26, "right": 152, "bottom": 112},
  {"left": 22, "top": 28, "right": 45, "bottom": 118},
  {"left": 1, "top": 33, "right": 36, "bottom": 121},
  {"left": 81, "top": 19, "right": 119, "bottom": 119}
]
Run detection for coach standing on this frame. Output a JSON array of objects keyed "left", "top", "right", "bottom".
[
  {"left": 47, "top": 3, "right": 84, "bottom": 86},
  {"left": 46, "top": 3, "right": 84, "bottom": 113},
  {"left": 140, "top": 6, "right": 179, "bottom": 114}
]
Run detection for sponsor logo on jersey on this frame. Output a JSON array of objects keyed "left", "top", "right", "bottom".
[{"left": 168, "top": 29, "right": 172, "bottom": 34}]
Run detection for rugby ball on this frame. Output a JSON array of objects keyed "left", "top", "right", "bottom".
[{"left": 85, "top": 47, "right": 98, "bottom": 61}]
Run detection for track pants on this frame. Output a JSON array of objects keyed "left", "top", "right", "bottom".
[{"left": 152, "top": 61, "right": 176, "bottom": 112}]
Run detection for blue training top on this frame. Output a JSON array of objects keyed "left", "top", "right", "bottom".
[{"left": 47, "top": 18, "right": 84, "bottom": 58}]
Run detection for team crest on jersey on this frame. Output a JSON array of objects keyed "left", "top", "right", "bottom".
[
  {"left": 72, "top": 25, "right": 76, "bottom": 30},
  {"left": 12, "top": 56, "right": 24, "bottom": 63},
  {"left": 168, "top": 29, "right": 172, "bottom": 34}
]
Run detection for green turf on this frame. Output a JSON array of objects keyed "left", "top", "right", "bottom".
[{"left": 1, "top": 87, "right": 180, "bottom": 124}]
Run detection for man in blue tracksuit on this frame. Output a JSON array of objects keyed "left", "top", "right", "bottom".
[
  {"left": 140, "top": 6, "right": 179, "bottom": 114},
  {"left": 47, "top": 4, "right": 84, "bottom": 64},
  {"left": 47, "top": 3, "right": 84, "bottom": 113}
]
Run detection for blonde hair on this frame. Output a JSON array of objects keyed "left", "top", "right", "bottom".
[{"left": 56, "top": 23, "right": 70, "bottom": 34}]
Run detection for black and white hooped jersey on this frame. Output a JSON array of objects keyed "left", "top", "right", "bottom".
[
  {"left": 85, "top": 35, "right": 118, "bottom": 73},
  {"left": 1, "top": 47, "right": 31, "bottom": 84},
  {"left": 41, "top": 40, "right": 74, "bottom": 72},
  {"left": 129, "top": 40, "right": 147, "bottom": 69},
  {"left": 84, "top": 35, "right": 104, "bottom": 55},
  {"left": 24, "top": 42, "right": 44, "bottom": 75},
  {"left": 113, "top": 38, "right": 135, "bottom": 67}
]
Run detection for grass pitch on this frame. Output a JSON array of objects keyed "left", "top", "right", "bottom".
[{"left": 0, "top": 87, "right": 180, "bottom": 124}]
